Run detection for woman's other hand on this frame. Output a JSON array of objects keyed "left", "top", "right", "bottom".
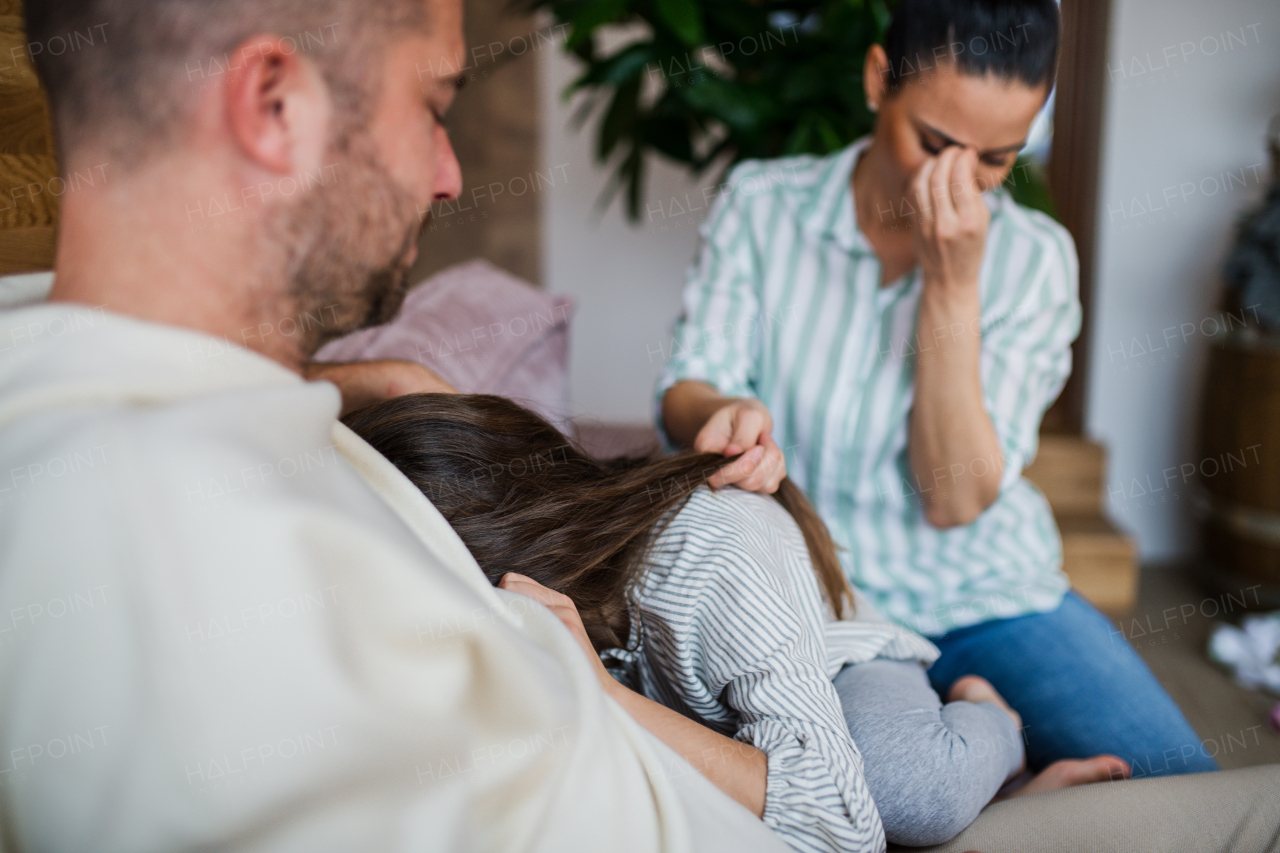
[
  {"left": 910, "top": 145, "right": 991, "bottom": 292},
  {"left": 695, "top": 399, "right": 787, "bottom": 493}
]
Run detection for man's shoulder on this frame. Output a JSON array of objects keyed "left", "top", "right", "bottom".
[
  {"left": 0, "top": 303, "right": 302, "bottom": 410},
  {"left": 0, "top": 384, "right": 345, "bottom": 547}
]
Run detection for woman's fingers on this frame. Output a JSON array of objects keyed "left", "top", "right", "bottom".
[
  {"left": 696, "top": 400, "right": 771, "bottom": 456},
  {"left": 727, "top": 405, "right": 770, "bottom": 455},
  {"left": 951, "top": 148, "right": 990, "bottom": 235},
  {"left": 695, "top": 399, "right": 782, "bottom": 491},
  {"left": 707, "top": 440, "right": 787, "bottom": 494},
  {"left": 928, "top": 145, "right": 963, "bottom": 230},
  {"left": 911, "top": 155, "right": 939, "bottom": 228},
  {"left": 707, "top": 445, "right": 764, "bottom": 489},
  {"left": 760, "top": 436, "right": 788, "bottom": 493},
  {"left": 950, "top": 147, "right": 976, "bottom": 210},
  {"left": 693, "top": 411, "right": 732, "bottom": 454}
]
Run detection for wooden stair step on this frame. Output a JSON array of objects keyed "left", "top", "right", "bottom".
[
  {"left": 1057, "top": 512, "right": 1139, "bottom": 616},
  {"left": 1024, "top": 435, "right": 1107, "bottom": 516}
]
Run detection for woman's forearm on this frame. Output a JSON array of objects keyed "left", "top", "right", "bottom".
[
  {"left": 603, "top": 679, "right": 768, "bottom": 817},
  {"left": 661, "top": 380, "right": 731, "bottom": 447},
  {"left": 908, "top": 283, "right": 1004, "bottom": 528}
]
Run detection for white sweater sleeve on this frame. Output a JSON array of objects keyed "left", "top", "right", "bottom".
[{"left": 0, "top": 373, "right": 740, "bottom": 853}]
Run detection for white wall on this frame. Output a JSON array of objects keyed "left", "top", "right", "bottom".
[
  {"left": 538, "top": 0, "right": 1280, "bottom": 562},
  {"left": 539, "top": 39, "right": 718, "bottom": 424},
  {"left": 1088, "top": 0, "right": 1280, "bottom": 561}
]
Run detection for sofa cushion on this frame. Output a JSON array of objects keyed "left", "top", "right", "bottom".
[{"left": 315, "top": 259, "right": 575, "bottom": 430}]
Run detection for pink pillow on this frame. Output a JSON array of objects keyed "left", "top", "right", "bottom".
[{"left": 315, "top": 260, "right": 575, "bottom": 430}]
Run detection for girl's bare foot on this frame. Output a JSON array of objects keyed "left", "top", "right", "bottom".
[
  {"left": 946, "top": 675, "right": 1132, "bottom": 801},
  {"left": 998, "top": 755, "right": 1131, "bottom": 800},
  {"left": 949, "top": 674, "right": 1029, "bottom": 784},
  {"left": 948, "top": 674, "right": 1022, "bottom": 731}
]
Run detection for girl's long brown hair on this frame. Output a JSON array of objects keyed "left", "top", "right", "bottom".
[{"left": 343, "top": 393, "right": 852, "bottom": 651}]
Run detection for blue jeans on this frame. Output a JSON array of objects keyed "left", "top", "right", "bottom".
[{"left": 925, "top": 591, "right": 1218, "bottom": 778}]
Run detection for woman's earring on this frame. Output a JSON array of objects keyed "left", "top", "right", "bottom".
[{"left": 867, "top": 100, "right": 879, "bottom": 113}]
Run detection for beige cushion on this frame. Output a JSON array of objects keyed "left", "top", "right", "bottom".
[
  {"left": 315, "top": 259, "right": 575, "bottom": 430},
  {"left": 891, "top": 764, "right": 1280, "bottom": 853}
]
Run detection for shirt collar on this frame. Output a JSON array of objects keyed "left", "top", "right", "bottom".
[{"left": 816, "top": 136, "right": 874, "bottom": 255}]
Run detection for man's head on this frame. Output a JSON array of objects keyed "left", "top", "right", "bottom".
[{"left": 27, "top": 0, "right": 465, "bottom": 363}]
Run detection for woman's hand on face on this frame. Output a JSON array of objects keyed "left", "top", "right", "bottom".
[
  {"left": 499, "top": 573, "right": 616, "bottom": 688},
  {"left": 910, "top": 145, "right": 991, "bottom": 292},
  {"left": 694, "top": 399, "right": 788, "bottom": 493}
]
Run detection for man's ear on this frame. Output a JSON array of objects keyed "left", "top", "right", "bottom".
[
  {"left": 863, "top": 44, "right": 889, "bottom": 112},
  {"left": 224, "top": 35, "right": 330, "bottom": 176}
]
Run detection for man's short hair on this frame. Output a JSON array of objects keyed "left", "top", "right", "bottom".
[{"left": 24, "top": 0, "right": 430, "bottom": 169}]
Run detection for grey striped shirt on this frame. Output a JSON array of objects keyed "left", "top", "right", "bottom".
[
  {"left": 604, "top": 486, "right": 938, "bottom": 853},
  {"left": 655, "top": 137, "right": 1080, "bottom": 635}
]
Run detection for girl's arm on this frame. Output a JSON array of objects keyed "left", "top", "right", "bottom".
[
  {"left": 601, "top": 670, "right": 768, "bottom": 817},
  {"left": 498, "top": 573, "right": 767, "bottom": 817}
]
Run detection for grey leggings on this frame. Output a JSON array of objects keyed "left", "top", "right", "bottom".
[{"left": 833, "top": 659, "right": 1024, "bottom": 847}]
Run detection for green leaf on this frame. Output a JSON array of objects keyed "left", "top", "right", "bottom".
[
  {"left": 679, "top": 75, "right": 767, "bottom": 135},
  {"left": 868, "top": 0, "right": 893, "bottom": 33},
  {"left": 814, "top": 114, "right": 844, "bottom": 152},
  {"left": 1004, "top": 156, "right": 1060, "bottom": 221},
  {"left": 781, "top": 115, "right": 813, "bottom": 156},
  {"left": 626, "top": 146, "right": 646, "bottom": 220},
  {"left": 653, "top": 0, "right": 705, "bottom": 46},
  {"left": 566, "top": 43, "right": 653, "bottom": 96},
  {"left": 548, "top": 0, "right": 901, "bottom": 220},
  {"left": 642, "top": 115, "right": 694, "bottom": 163},
  {"left": 597, "top": 42, "right": 658, "bottom": 86},
  {"left": 597, "top": 76, "right": 641, "bottom": 162},
  {"left": 779, "top": 63, "right": 827, "bottom": 105},
  {"left": 565, "top": 0, "right": 628, "bottom": 51}
]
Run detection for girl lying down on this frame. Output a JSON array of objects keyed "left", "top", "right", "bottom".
[{"left": 344, "top": 394, "right": 1126, "bottom": 852}]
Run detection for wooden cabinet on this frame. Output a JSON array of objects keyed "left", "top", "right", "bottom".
[{"left": 0, "top": 0, "right": 59, "bottom": 275}]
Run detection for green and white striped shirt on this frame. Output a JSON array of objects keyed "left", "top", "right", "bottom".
[{"left": 656, "top": 137, "right": 1081, "bottom": 636}]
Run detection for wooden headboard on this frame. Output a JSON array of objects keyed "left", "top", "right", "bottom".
[{"left": 0, "top": 0, "right": 59, "bottom": 276}]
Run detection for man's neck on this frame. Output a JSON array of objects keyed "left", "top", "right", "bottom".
[{"left": 48, "top": 162, "right": 309, "bottom": 374}]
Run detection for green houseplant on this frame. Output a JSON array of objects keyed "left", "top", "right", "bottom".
[{"left": 528, "top": 0, "right": 1057, "bottom": 220}]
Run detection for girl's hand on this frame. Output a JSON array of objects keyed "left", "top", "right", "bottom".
[
  {"left": 910, "top": 145, "right": 991, "bottom": 293},
  {"left": 694, "top": 399, "right": 787, "bottom": 493},
  {"left": 503, "top": 576, "right": 769, "bottom": 817},
  {"left": 499, "top": 573, "right": 614, "bottom": 688}
]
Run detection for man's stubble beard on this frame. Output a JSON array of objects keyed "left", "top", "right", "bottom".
[{"left": 269, "top": 126, "right": 427, "bottom": 359}]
